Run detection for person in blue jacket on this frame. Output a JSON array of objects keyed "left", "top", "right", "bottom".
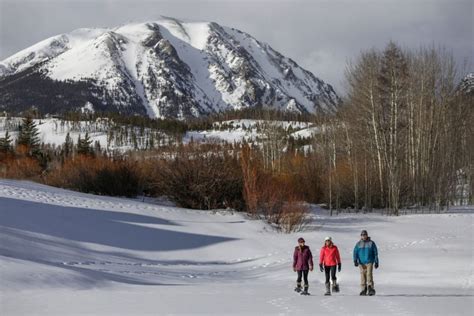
[{"left": 353, "top": 230, "right": 379, "bottom": 296}]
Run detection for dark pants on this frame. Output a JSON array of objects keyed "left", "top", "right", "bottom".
[
  {"left": 324, "top": 265, "right": 337, "bottom": 284},
  {"left": 296, "top": 270, "right": 309, "bottom": 287}
]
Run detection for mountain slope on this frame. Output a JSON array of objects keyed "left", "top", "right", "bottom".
[
  {"left": 458, "top": 72, "right": 474, "bottom": 95},
  {"left": 0, "top": 18, "right": 339, "bottom": 119}
]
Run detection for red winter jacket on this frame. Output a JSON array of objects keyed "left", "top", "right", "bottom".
[
  {"left": 319, "top": 244, "right": 341, "bottom": 267},
  {"left": 293, "top": 245, "right": 314, "bottom": 271}
]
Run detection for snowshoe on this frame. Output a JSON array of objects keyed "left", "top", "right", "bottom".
[
  {"left": 294, "top": 286, "right": 302, "bottom": 293},
  {"left": 301, "top": 287, "right": 310, "bottom": 295},
  {"left": 324, "top": 283, "right": 331, "bottom": 296},
  {"left": 360, "top": 287, "right": 367, "bottom": 296},
  {"left": 332, "top": 283, "right": 340, "bottom": 293},
  {"left": 367, "top": 286, "right": 376, "bottom": 296}
]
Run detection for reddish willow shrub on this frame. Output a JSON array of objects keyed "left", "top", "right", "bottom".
[
  {"left": 155, "top": 144, "right": 244, "bottom": 210},
  {"left": 240, "top": 145, "right": 310, "bottom": 232},
  {"left": 45, "top": 155, "right": 141, "bottom": 197}
]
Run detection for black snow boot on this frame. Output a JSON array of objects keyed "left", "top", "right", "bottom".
[
  {"left": 324, "top": 283, "right": 331, "bottom": 296},
  {"left": 360, "top": 286, "right": 367, "bottom": 296},
  {"left": 294, "top": 282, "right": 302, "bottom": 293},
  {"left": 332, "top": 282, "right": 340, "bottom": 293},
  {"left": 367, "top": 286, "right": 376, "bottom": 296},
  {"left": 301, "top": 285, "right": 309, "bottom": 295}
]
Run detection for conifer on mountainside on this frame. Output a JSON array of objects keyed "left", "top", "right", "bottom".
[
  {"left": 0, "top": 131, "right": 13, "bottom": 153},
  {"left": 77, "top": 133, "right": 93, "bottom": 156},
  {"left": 17, "top": 116, "right": 40, "bottom": 151}
]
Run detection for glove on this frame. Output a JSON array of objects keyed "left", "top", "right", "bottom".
[
  {"left": 354, "top": 261, "right": 359, "bottom": 267},
  {"left": 310, "top": 266, "right": 314, "bottom": 272},
  {"left": 319, "top": 264, "right": 324, "bottom": 272},
  {"left": 338, "top": 263, "right": 341, "bottom": 272},
  {"left": 374, "top": 262, "right": 379, "bottom": 269}
]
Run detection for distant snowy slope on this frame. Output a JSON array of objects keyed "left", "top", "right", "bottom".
[
  {"left": 458, "top": 72, "right": 474, "bottom": 94},
  {"left": 0, "top": 117, "right": 318, "bottom": 151},
  {"left": 0, "top": 180, "right": 473, "bottom": 315},
  {"left": 0, "top": 18, "right": 339, "bottom": 119}
]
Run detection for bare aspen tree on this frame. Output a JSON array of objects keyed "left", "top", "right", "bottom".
[
  {"left": 339, "top": 42, "right": 467, "bottom": 213},
  {"left": 342, "top": 120, "right": 359, "bottom": 210},
  {"left": 261, "top": 119, "right": 286, "bottom": 173},
  {"left": 345, "top": 50, "right": 386, "bottom": 208},
  {"left": 377, "top": 42, "right": 409, "bottom": 215}
]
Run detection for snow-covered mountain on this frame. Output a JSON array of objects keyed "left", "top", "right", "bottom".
[
  {"left": 458, "top": 72, "right": 474, "bottom": 95},
  {"left": 0, "top": 18, "right": 339, "bottom": 119}
]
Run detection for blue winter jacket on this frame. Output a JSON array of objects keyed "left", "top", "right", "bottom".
[{"left": 353, "top": 237, "right": 379, "bottom": 265}]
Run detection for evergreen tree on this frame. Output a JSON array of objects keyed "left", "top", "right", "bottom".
[
  {"left": 77, "top": 133, "right": 93, "bottom": 156},
  {"left": 17, "top": 116, "right": 40, "bottom": 151},
  {"left": 0, "top": 131, "right": 13, "bottom": 152},
  {"left": 94, "top": 140, "right": 101, "bottom": 154},
  {"left": 378, "top": 41, "right": 409, "bottom": 123},
  {"left": 377, "top": 42, "right": 409, "bottom": 215},
  {"left": 63, "top": 132, "right": 73, "bottom": 157}
]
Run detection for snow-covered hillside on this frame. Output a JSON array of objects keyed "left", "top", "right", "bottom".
[
  {"left": 0, "top": 117, "right": 111, "bottom": 148},
  {"left": 0, "top": 17, "right": 339, "bottom": 119},
  {"left": 185, "top": 119, "right": 317, "bottom": 143},
  {"left": 0, "top": 180, "right": 472, "bottom": 315},
  {"left": 0, "top": 117, "right": 317, "bottom": 151},
  {"left": 459, "top": 72, "right": 474, "bottom": 94}
]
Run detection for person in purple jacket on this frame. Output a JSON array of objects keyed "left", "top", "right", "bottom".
[{"left": 293, "top": 237, "right": 314, "bottom": 295}]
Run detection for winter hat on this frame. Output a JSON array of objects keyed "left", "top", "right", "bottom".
[
  {"left": 324, "top": 236, "right": 332, "bottom": 242},
  {"left": 298, "top": 237, "right": 305, "bottom": 243},
  {"left": 361, "top": 230, "right": 368, "bottom": 235}
]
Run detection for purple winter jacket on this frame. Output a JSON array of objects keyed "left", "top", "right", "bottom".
[{"left": 293, "top": 245, "right": 314, "bottom": 271}]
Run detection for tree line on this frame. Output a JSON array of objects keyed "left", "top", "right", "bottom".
[{"left": 317, "top": 42, "right": 472, "bottom": 214}]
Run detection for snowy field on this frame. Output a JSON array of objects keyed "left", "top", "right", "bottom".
[
  {"left": 0, "top": 117, "right": 102, "bottom": 145},
  {"left": 1, "top": 117, "right": 316, "bottom": 149},
  {"left": 185, "top": 119, "right": 316, "bottom": 144},
  {"left": 0, "top": 179, "right": 473, "bottom": 315}
]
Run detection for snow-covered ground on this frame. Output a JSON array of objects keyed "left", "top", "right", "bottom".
[
  {"left": 0, "top": 117, "right": 110, "bottom": 149},
  {"left": 0, "top": 179, "right": 473, "bottom": 315},
  {"left": 0, "top": 117, "right": 170, "bottom": 151},
  {"left": 184, "top": 119, "right": 316, "bottom": 144},
  {"left": 1, "top": 118, "right": 316, "bottom": 150}
]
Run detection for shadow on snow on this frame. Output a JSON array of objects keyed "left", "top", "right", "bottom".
[
  {"left": 0, "top": 197, "right": 236, "bottom": 251},
  {"left": 0, "top": 197, "right": 239, "bottom": 286}
]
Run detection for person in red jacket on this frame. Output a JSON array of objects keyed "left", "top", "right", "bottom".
[
  {"left": 293, "top": 237, "right": 313, "bottom": 295},
  {"left": 319, "top": 236, "right": 341, "bottom": 295}
]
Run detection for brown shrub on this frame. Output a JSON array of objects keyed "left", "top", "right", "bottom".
[
  {"left": 156, "top": 143, "right": 244, "bottom": 210},
  {"left": 240, "top": 146, "right": 310, "bottom": 231},
  {"left": 0, "top": 154, "right": 42, "bottom": 180},
  {"left": 287, "top": 153, "right": 325, "bottom": 204},
  {"left": 45, "top": 155, "right": 141, "bottom": 197},
  {"left": 241, "top": 145, "right": 260, "bottom": 215},
  {"left": 258, "top": 175, "right": 310, "bottom": 232},
  {"left": 279, "top": 198, "right": 311, "bottom": 233}
]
